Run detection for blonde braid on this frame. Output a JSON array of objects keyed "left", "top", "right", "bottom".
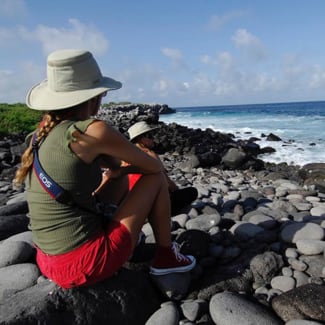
[{"left": 13, "top": 109, "right": 72, "bottom": 186}]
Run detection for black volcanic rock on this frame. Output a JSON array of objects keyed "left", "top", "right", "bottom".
[{"left": 96, "top": 106, "right": 270, "bottom": 171}]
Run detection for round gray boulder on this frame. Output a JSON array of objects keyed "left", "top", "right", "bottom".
[{"left": 209, "top": 291, "right": 283, "bottom": 325}]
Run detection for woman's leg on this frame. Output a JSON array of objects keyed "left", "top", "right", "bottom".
[
  {"left": 112, "top": 172, "right": 171, "bottom": 249},
  {"left": 110, "top": 172, "right": 196, "bottom": 275}
]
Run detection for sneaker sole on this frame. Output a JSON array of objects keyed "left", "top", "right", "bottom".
[{"left": 149, "top": 255, "right": 196, "bottom": 275}]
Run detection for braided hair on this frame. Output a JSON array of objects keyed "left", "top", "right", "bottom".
[{"left": 14, "top": 108, "right": 75, "bottom": 186}]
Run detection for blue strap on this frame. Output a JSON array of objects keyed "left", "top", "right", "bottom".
[{"left": 32, "top": 133, "right": 72, "bottom": 204}]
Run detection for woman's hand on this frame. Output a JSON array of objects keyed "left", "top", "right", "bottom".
[
  {"left": 93, "top": 167, "right": 122, "bottom": 197},
  {"left": 104, "top": 168, "right": 121, "bottom": 180}
]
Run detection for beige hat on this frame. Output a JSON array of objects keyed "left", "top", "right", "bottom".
[
  {"left": 128, "top": 121, "right": 158, "bottom": 141},
  {"left": 26, "top": 49, "right": 122, "bottom": 110}
]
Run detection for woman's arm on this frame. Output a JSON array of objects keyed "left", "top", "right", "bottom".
[
  {"left": 139, "top": 146, "right": 178, "bottom": 192},
  {"left": 70, "top": 120, "right": 163, "bottom": 175}
]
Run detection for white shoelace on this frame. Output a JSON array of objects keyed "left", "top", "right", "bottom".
[{"left": 171, "top": 242, "right": 189, "bottom": 262}]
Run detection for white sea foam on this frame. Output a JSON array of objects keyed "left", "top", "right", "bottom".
[{"left": 160, "top": 108, "right": 325, "bottom": 167}]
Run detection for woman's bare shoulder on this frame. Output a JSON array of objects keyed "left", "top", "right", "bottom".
[{"left": 86, "top": 119, "right": 120, "bottom": 138}]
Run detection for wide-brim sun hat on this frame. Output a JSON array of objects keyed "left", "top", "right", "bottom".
[
  {"left": 128, "top": 121, "right": 158, "bottom": 141},
  {"left": 26, "top": 49, "right": 122, "bottom": 110}
]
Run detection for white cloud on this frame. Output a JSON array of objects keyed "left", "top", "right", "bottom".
[
  {"left": 310, "top": 66, "right": 325, "bottom": 88},
  {"left": 2, "top": 14, "right": 325, "bottom": 107},
  {"left": 214, "top": 79, "right": 237, "bottom": 96},
  {"left": 232, "top": 28, "right": 266, "bottom": 60},
  {"left": 0, "top": 27, "right": 15, "bottom": 44},
  {"left": 0, "top": 18, "right": 111, "bottom": 103},
  {"left": 200, "top": 55, "right": 212, "bottom": 65},
  {"left": 216, "top": 52, "right": 233, "bottom": 70},
  {"left": 109, "top": 64, "right": 167, "bottom": 103},
  {"left": 151, "top": 79, "right": 170, "bottom": 98},
  {"left": 31, "top": 19, "right": 109, "bottom": 56},
  {"left": 232, "top": 28, "right": 258, "bottom": 47},
  {"left": 161, "top": 48, "right": 182, "bottom": 61},
  {"left": 161, "top": 47, "right": 187, "bottom": 69},
  {"left": 207, "top": 11, "right": 247, "bottom": 30},
  {"left": 200, "top": 51, "right": 233, "bottom": 70},
  {"left": 0, "top": 70, "right": 16, "bottom": 102},
  {"left": 0, "top": 0, "right": 27, "bottom": 18},
  {"left": 190, "top": 73, "right": 215, "bottom": 96},
  {"left": 0, "top": 61, "right": 43, "bottom": 103},
  {"left": 175, "top": 82, "right": 190, "bottom": 95},
  {"left": 278, "top": 56, "right": 325, "bottom": 93},
  {"left": 110, "top": 50, "right": 325, "bottom": 106},
  {"left": 0, "top": 19, "right": 109, "bottom": 56},
  {"left": 157, "top": 79, "right": 168, "bottom": 92},
  {"left": 183, "top": 82, "right": 190, "bottom": 89}
]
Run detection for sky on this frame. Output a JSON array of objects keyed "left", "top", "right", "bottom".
[{"left": 1, "top": 0, "right": 325, "bottom": 108}]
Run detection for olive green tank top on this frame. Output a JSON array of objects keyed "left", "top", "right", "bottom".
[{"left": 26, "top": 119, "right": 103, "bottom": 254}]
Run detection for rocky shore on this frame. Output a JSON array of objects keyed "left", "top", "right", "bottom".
[{"left": 0, "top": 105, "right": 324, "bottom": 324}]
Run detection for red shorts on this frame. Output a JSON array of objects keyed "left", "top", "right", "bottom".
[
  {"left": 36, "top": 220, "right": 132, "bottom": 289},
  {"left": 128, "top": 173, "right": 142, "bottom": 190}
]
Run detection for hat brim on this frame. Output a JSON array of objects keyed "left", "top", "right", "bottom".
[
  {"left": 26, "top": 76, "right": 122, "bottom": 111},
  {"left": 129, "top": 126, "right": 158, "bottom": 141}
]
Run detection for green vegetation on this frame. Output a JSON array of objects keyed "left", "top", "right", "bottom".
[
  {"left": 102, "top": 101, "right": 132, "bottom": 108},
  {"left": 0, "top": 103, "right": 42, "bottom": 135},
  {"left": 0, "top": 101, "right": 138, "bottom": 135}
]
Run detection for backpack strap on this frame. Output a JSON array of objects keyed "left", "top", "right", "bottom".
[
  {"left": 32, "top": 133, "right": 73, "bottom": 204},
  {"left": 31, "top": 132, "right": 112, "bottom": 219}
]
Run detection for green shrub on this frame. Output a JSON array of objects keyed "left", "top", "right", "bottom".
[
  {"left": 0, "top": 103, "right": 42, "bottom": 135},
  {"left": 102, "top": 101, "right": 132, "bottom": 108}
]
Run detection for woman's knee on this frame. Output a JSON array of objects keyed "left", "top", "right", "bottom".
[{"left": 141, "top": 172, "right": 168, "bottom": 188}]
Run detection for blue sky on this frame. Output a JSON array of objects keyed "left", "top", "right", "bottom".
[{"left": 1, "top": 0, "right": 325, "bottom": 107}]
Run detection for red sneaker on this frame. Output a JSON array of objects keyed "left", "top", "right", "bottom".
[{"left": 150, "top": 242, "right": 196, "bottom": 275}]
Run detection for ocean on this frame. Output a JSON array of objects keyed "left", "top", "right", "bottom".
[{"left": 159, "top": 101, "right": 325, "bottom": 167}]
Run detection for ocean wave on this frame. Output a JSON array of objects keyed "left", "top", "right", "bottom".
[{"left": 160, "top": 101, "right": 325, "bottom": 166}]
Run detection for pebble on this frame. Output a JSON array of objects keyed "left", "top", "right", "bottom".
[
  {"left": 209, "top": 291, "right": 283, "bottom": 325},
  {"left": 280, "top": 222, "right": 324, "bottom": 244},
  {"left": 0, "top": 263, "right": 40, "bottom": 300},
  {"left": 185, "top": 213, "right": 221, "bottom": 231},
  {"left": 230, "top": 221, "right": 264, "bottom": 240},
  {"left": 310, "top": 205, "right": 325, "bottom": 216},
  {"left": 286, "top": 320, "right": 324, "bottom": 325},
  {"left": 145, "top": 302, "right": 179, "bottom": 325},
  {"left": 180, "top": 299, "right": 208, "bottom": 322},
  {"left": 293, "top": 270, "right": 309, "bottom": 287},
  {"left": 270, "top": 275, "right": 296, "bottom": 292},
  {"left": 0, "top": 241, "right": 34, "bottom": 268},
  {"left": 296, "top": 239, "right": 325, "bottom": 255}
]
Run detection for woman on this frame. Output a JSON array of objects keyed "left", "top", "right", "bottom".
[
  {"left": 126, "top": 121, "right": 198, "bottom": 215},
  {"left": 14, "top": 49, "right": 195, "bottom": 289}
]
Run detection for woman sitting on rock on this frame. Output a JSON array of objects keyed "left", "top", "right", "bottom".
[
  {"left": 126, "top": 121, "right": 198, "bottom": 216},
  {"left": 14, "top": 49, "right": 195, "bottom": 289}
]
